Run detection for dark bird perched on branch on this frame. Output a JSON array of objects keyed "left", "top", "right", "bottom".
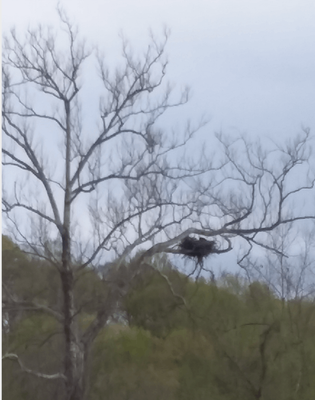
[{"left": 179, "top": 236, "right": 216, "bottom": 265}]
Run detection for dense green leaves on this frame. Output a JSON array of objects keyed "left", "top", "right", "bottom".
[{"left": 3, "top": 238, "right": 315, "bottom": 399}]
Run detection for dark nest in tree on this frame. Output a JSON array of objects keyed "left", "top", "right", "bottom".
[{"left": 178, "top": 236, "right": 216, "bottom": 265}]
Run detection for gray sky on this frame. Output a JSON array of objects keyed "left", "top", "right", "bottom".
[
  {"left": 3, "top": 0, "right": 315, "bottom": 138},
  {"left": 2, "top": 0, "right": 315, "bottom": 274}
]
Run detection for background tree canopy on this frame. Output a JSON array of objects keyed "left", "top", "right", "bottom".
[{"left": 3, "top": 236, "right": 315, "bottom": 400}]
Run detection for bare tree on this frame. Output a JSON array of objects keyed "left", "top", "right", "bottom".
[
  {"left": 2, "top": 8, "right": 315, "bottom": 400},
  {"left": 241, "top": 223, "right": 315, "bottom": 301}
]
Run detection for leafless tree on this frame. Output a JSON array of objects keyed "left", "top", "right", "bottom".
[
  {"left": 241, "top": 222, "right": 315, "bottom": 301},
  {"left": 2, "top": 8, "right": 315, "bottom": 400}
]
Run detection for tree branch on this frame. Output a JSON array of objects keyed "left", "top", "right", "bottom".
[{"left": 2, "top": 353, "right": 66, "bottom": 380}]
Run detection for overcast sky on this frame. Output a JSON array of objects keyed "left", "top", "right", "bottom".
[
  {"left": 2, "top": 0, "right": 315, "bottom": 272},
  {"left": 3, "top": 0, "right": 315, "bottom": 139}
]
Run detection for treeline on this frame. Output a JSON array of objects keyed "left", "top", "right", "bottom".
[{"left": 3, "top": 235, "right": 315, "bottom": 400}]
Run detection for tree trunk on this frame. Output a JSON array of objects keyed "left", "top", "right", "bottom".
[
  {"left": 61, "top": 267, "right": 90, "bottom": 400},
  {"left": 61, "top": 216, "right": 87, "bottom": 400}
]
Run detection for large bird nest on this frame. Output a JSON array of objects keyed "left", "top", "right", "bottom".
[{"left": 178, "top": 236, "right": 216, "bottom": 265}]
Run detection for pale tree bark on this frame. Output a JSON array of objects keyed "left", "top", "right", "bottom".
[{"left": 2, "top": 7, "right": 315, "bottom": 400}]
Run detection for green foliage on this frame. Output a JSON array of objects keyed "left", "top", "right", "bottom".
[
  {"left": 3, "top": 238, "right": 315, "bottom": 400},
  {"left": 122, "top": 268, "right": 315, "bottom": 399},
  {"left": 91, "top": 326, "right": 179, "bottom": 400},
  {"left": 124, "top": 265, "right": 188, "bottom": 337},
  {"left": 3, "top": 314, "right": 63, "bottom": 400},
  {"left": 2, "top": 236, "right": 59, "bottom": 305}
]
